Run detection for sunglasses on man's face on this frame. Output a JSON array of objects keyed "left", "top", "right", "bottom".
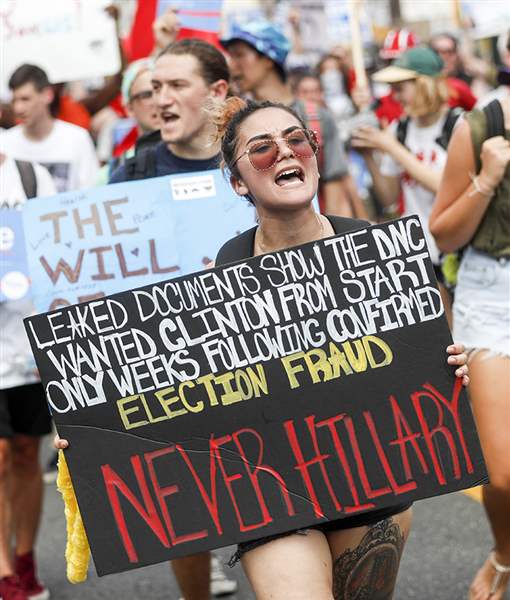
[
  {"left": 232, "top": 128, "right": 319, "bottom": 171},
  {"left": 130, "top": 90, "right": 153, "bottom": 103}
]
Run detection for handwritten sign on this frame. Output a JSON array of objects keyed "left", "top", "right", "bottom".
[
  {"left": 157, "top": 0, "right": 222, "bottom": 31},
  {"left": 460, "top": 0, "right": 510, "bottom": 38},
  {"left": 25, "top": 217, "right": 486, "bottom": 576},
  {"left": 0, "top": 0, "right": 121, "bottom": 96},
  {"left": 22, "top": 170, "right": 256, "bottom": 313},
  {"left": 221, "top": 0, "right": 265, "bottom": 37},
  {"left": 158, "top": 0, "right": 222, "bottom": 45},
  {"left": 274, "top": 0, "right": 373, "bottom": 57}
]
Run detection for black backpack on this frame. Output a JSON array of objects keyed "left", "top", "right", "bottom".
[
  {"left": 396, "top": 100, "right": 504, "bottom": 150},
  {"left": 215, "top": 216, "right": 369, "bottom": 266},
  {"left": 482, "top": 98, "right": 505, "bottom": 139},
  {"left": 396, "top": 106, "right": 464, "bottom": 151},
  {"left": 122, "top": 130, "right": 162, "bottom": 181}
]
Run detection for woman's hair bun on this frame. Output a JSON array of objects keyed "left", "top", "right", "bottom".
[{"left": 211, "top": 96, "right": 247, "bottom": 142}]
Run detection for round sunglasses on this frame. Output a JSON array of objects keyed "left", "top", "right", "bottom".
[{"left": 232, "top": 128, "right": 319, "bottom": 171}]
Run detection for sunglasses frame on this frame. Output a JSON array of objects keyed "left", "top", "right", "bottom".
[
  {"left": 129, "top": 89, "right": 154, "bottom": 103},
  {"left": 232, "top": 128, "right": 319, "bottom": 172}
]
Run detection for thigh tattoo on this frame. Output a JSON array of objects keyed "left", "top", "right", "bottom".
[{"left": 332, "top": 517, "right": 405, "bottom": 600}]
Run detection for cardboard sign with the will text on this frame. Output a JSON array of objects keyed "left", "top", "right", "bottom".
[
  {"left": 22, "top": 170, "right": 255, "bottom": 313},
  {"left": 25, "top": 217, "right": 487, "bottom": 576}
]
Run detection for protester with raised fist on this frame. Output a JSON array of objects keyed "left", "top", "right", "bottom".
[
  {"left": 430, "top": 97, "right": 510, "bottom": 600},
  {"left": 211, "top": 96, "right": 470, "bottom": 599}
]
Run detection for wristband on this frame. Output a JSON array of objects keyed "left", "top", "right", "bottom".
[{"left": 468, "top": 172, "right": 495, "bottom": 198}]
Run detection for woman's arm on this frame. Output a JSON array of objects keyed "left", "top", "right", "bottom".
[
  {"left": 352, "top": 126, "right": 442, "bottom": 193},
  {"left": 358, "top": 150, "right": 400, "bottom": 207},
  {"left": 340, "top": 174, "right": 370, "bottom": 220},
  {"left": 323, "top": 178, "right": 355, "bottom": 217},
  {"left": 429, "top": 119, "right": 510, "bottom": 253},
  {"left": 384, "top": 138, "right": 442, "bottom": 192}
]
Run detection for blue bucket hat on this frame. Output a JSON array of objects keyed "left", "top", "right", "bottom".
[{"left": 220, "top": 21, "right": 290, "bottom": 69}]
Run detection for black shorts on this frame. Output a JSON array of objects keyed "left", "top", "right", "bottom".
[
  {"left": 230, "top": 502, "right": 412, "bottom": 565},
  {"left": 0, "top": 383, "right": 52, "bottom": 438}
]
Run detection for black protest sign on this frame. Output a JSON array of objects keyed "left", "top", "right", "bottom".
[{"left": 25, "top": 216, "right": 487, "bottom": 576}]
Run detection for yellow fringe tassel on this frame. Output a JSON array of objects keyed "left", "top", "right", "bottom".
[{"left": 56, "top": 450, "right": 91, "bottom": 583}]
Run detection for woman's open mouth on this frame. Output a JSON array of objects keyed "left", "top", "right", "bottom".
[{"left": 274, "top": 167, "right": 305, "bottom": 187}]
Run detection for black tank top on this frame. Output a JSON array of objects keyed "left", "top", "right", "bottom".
[{"left": 215, "top": 215, "right": 369, "bottom": 265}]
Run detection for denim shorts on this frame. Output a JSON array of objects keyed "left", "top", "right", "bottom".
[
  {"left": 229, "top": 502, "right": 412, "bottom": 566},
  {"left": 453, "top": 247, "right": 510, "bottom": 358}
]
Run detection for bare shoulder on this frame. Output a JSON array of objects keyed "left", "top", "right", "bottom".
[{"left": 447, "top": 117, "right": 475, "bottom": 170}]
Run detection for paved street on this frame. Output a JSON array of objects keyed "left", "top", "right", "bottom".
[{"left": 35, "top": 452, "right": 504, "bottom": 600}]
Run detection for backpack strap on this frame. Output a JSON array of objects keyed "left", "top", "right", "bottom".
[
  {"left": 435, "top": 106, "right": 464, "bottom": 150},
  {"left": 124, "top": 147, "right": 157, "bottom": 181},
  {"left": 107, "top": 156, "right": 121, "bottom": 180},
  {"left": 397, "top": 108, "right": 463, "bottom": 152},
  {"left": 396, "top": 116, "right": 410, "bottom": 147},
  {"left": 467, "top": 100, "right": 506, "bottom": 173},
  {"left": 483, "top": 99, "right": 505, "bottom": 139},
  {"left": 135, "top": 129, "right": 162, "bottom": 153},
  {"left": 15, "top": 160, "right": 37, "bottom": 199},
  {"left": 215, "top": 217, "right": 368, "bottom": 266}
]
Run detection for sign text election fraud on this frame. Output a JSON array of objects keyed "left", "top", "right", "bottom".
[{"left": 24, "top": 216, "right": 487, "bottom": 576}]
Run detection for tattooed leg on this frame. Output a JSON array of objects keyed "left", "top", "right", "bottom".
[{"left": 331, "top": 517, "right": 407, "bottom": 600}]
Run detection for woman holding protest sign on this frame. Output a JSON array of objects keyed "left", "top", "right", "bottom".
[
  {"left": 430, "top": 97, "right": 510, "bottom": 600},
  {"left": 210, "top": 96, "right": 471, "bottom": 600},
  {"left": 53, "top": 95, "right": 471, "bottom": 600}
]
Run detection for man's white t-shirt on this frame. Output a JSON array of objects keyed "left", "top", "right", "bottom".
[
  {"left": 380, "top": 115, "right": 448, "bottom": 265},
  {"left": 0, "top": 119, "right": 99, "bottom": 193},
  {"left": 0, "top": 156, "right": 56, "bottom": 388},
  {"left": 0, "top": 156, "right": 55, "bottom": 209}
]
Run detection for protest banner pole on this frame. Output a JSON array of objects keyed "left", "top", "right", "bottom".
[
  {"left": 451, "top": 0, "right": 463, "bottom": 29},
  {"left": 348, "top": 0, "right": 367, "bottom": 90}
]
